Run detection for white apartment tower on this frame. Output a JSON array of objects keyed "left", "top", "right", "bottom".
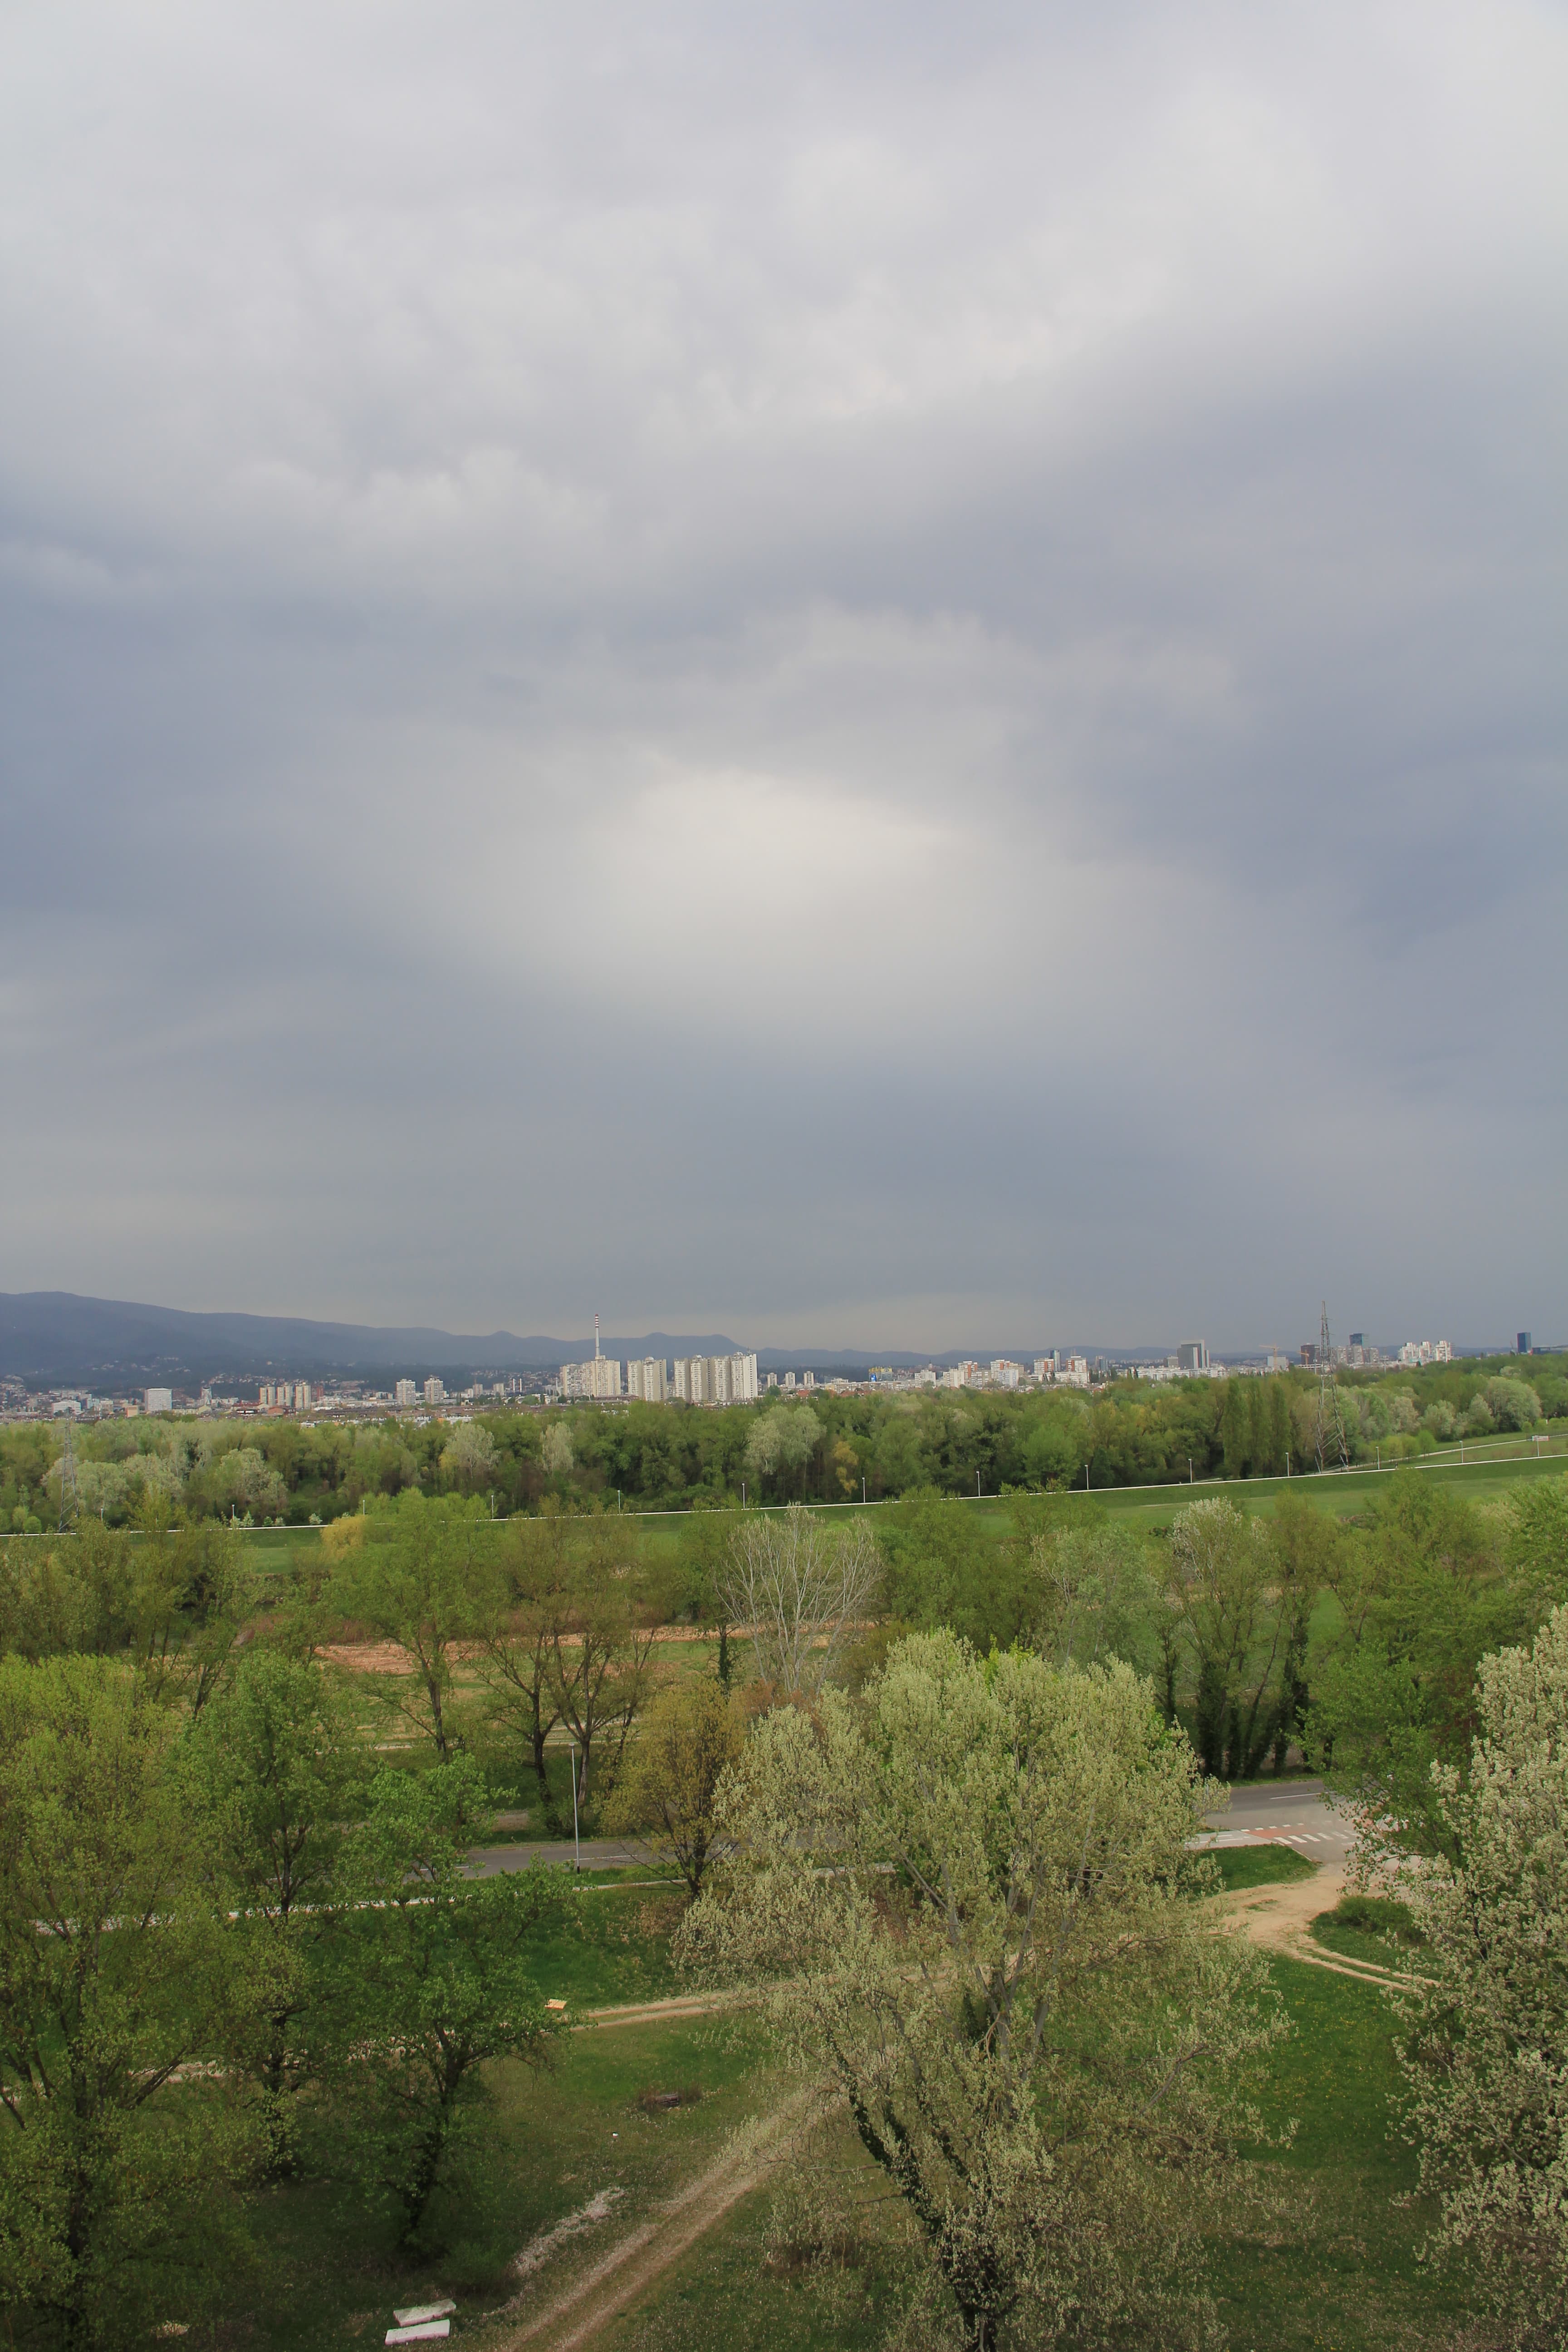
[
  {"left": 672, "top": 1352, "right": 758, "bottom": 1405},
  {"left": 626, "top": 1357, "right": 668, "bottom": 1402}
]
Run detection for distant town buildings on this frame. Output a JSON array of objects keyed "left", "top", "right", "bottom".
[
  {"left": 394, "top": 1379, "right": 418, "bottom": 1407},
  {"left": 990, "top": 1358, "right": 1023, "bottom": 1389},
  {"left": 626, "top": 1356, "right": 668, "bottom": 1402},
  {"left": 143, "top": 1387, "right": 173, "bottom": 1413},
  {"left": 258, "top": 1381, "right": 313, "bottom": 1408},
  {"left": 1519, "top": 1331, "right": 1533, "bottom": 1355},
  {"left": 423, "top": 1376, "right": 446, "bottom": 1405},
  {"left": 1176, "top": 1342, "right": 1209, "bottom": 1373},
  {"left": 1058, "top": 1355, "right": 1092, "bottom": 1388},
  {"left": 1398, "top": 1340, "right": 1452, "bottom": 1367}
]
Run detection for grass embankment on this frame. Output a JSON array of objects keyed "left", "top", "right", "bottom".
[{"left": 206, "top": 1438, "right": 1564, "bottom": 1555}]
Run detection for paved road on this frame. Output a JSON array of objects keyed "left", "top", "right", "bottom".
[
  {"left": 1200, "top": 1775, "right": 1353, "bottom": 1862},
  {"left": 466, "top": 1836, "right": 659, "bottom": 1879},
  {"left": 467, "top": 1777, "right": 1354, "bottom": 1879}
]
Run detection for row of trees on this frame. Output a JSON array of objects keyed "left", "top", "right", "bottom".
[
  {"left": 8, "top": 1350, "right": 1563, "bottom": 1529},
  {"left": 5, "top": 1475, "right": 1566, "bottom": 1808}
]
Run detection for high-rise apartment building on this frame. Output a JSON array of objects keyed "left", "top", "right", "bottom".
[
  {"left": 1176, "top": 1342, "right": 1209, "bottom": 1373},
  {"left": 144, "top": 1387, "right": 173, "bottom": 1413},
  {"left": 423, "top": 1376, "right": 446, "bottom": 1405},
  {"left": 671, "top": 1352, "right": 757, "bottom": 1405},
  {"left": 626, "top": 1357, "right": 668, "bottom": 1402},
  {"left": 395, "top": 1379, "right": 417, "bottom": 1407},
  {"left": 990, "top": 1359, "right": 1022, "bottom": 1388}
]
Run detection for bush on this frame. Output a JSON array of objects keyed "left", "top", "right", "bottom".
[{"left": 1330, "top": 1893, "right": 1424, "bottom": 1947}]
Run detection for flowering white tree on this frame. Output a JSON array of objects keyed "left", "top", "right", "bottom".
[
  {"left": 681, "top": 1632, "right": 1284, "bottom": 2349},
  {"left": 717, "top": 1503, "right": 881, "bottom": 1697},
  {"left": 1392, "top": 1604, "right": 1568, "bottom": 2347}
]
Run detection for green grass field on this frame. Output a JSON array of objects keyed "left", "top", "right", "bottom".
[
  {"left": 584, "top": 1952, "right": 1480, "bottom": 2352},
  {"left": 244, "top": 2015, "right": 775, "bottom": 2352},
  {"left": 172, "top": 1862, "right": 1490, "bottom": 2352}
]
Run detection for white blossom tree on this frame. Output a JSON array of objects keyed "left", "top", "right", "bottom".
[
  {"left": 681, "top": 1632, "right": 1284, "bottom": 2349},
  {"left": 1391, "top": 1603, "right": 1568, "bottom": 2347},
  {"left": 716, "top": 1502, "right": 881, "bottom": 1697}
]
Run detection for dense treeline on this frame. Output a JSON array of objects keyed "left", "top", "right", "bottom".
[
  {"left": 4, "top": 1351, "right": 1563, "bottom": 1530},
  {"left": 2, "top": 1468, "right": 1566, "bottom": 2346}
]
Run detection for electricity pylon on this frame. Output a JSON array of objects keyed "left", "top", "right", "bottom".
[{"left": 1315, "top": 1301, "right": 1348, "bottom": 1473}]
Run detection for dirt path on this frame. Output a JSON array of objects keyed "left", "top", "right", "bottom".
[
  {"left": 490, "top": 2089, "right": 818, "bottom": 2352},
  {"left": 1219, "top": 1865, "right": 1415, "bottom": 1987},
  {"left": 573, "top": 1990, "right": 746, "bottom": 2030}
]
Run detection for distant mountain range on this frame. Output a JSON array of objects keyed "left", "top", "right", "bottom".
[
  {"left": 0, "top": 1292, "right": 950, "bottom": 1384},
  {"left": 1, "top": 1290, "right": 1346, "bottom": 1388}
]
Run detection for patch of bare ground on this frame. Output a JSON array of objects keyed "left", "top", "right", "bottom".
[{"left": 1216, "top": 1863, "right": 1421, "bottom": 1987}]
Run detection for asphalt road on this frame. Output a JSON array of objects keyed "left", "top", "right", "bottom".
[
  {"left": 465, "top": 1776, "right": 1354, "bottom": 1878},
  {"left": 1200, "top": 1775, "right": 1353, "bottom": 1862},
  {"left": 466, "top": 1835, "right": 657, "bottom": 1878}
]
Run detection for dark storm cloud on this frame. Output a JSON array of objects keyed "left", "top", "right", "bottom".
[{"left": 1, "top": 0, "right": 1564, "bottom": 1349}]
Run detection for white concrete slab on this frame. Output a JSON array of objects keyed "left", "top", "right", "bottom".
[
  {"left": 386, "top": 2323, "right": 450, "bottom": 2342},
  {"left": 393, "top": 2307, "right": 455, "bottom": 2328}
]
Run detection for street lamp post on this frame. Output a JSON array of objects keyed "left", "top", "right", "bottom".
[{"left": 568, "top": 1736, "right": 581, "bottom": 1874}]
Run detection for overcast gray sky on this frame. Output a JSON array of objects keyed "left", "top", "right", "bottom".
[{"left": 2, "top": 1, "right": 1564, "bottom": 1353}]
